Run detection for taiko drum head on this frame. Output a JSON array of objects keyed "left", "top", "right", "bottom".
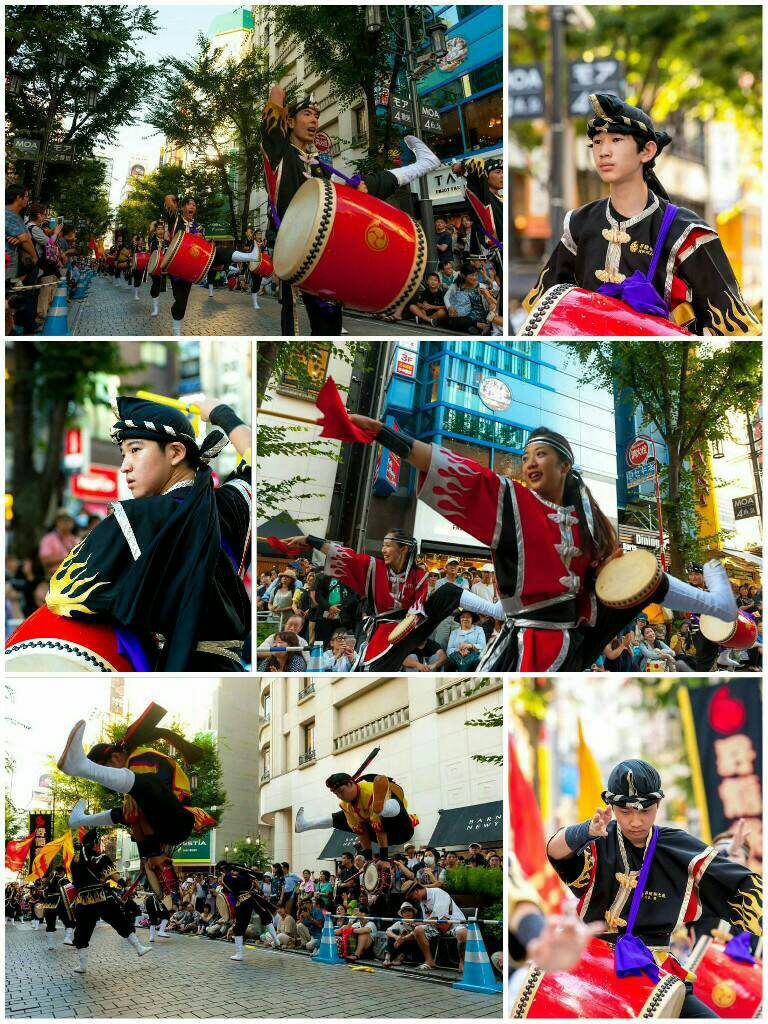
[{"left": 595, "top": 549, "right": 663, "bottom": 608}]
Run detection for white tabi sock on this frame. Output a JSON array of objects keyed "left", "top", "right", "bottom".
[
  {"left": 229, "top": 250, "right": 254, "bottom": 263},
  {"left": 230, "top": 934, "right": 244, "bottom": 960},
  {"left": 391, "top": 135, "right": 441, "bottom": 186},
  {"left": 69, "top": 799, "right": 116, "bottom": 829},
  {"left": 64, "top": 927, "right": 74, "bottom": 945},
  {"left": 151, "top": 298, "right": 159, "bottom": 316},
  {"left": 208, "top": 284, "right": 214, "bottom": 296},
  {"left": 74, "top": 948, "right": 88, "bottom": 973},
  {"left": 46, "top": 932, "right": 55, "bottom": 949},
  {"left": 133, "top": 287, "right": 140, "bottom": 300},
  {"left": 158, "top": 918, "right": 169, "bottom": 935},
  {"left": 58, "top": 721, "right": 135, "bottom": 794},
  {"left": 455, "top": 589, "right": 504, "bottom": 620},
  {"left": 127, "top": 932, "right": 151, "bottom": 956},
  {"left": 251, "top": 293, "right": 260, "bottom": 309},
  {"left": 266, "top": 923, "right": 278, "bottom": 944},
  {"left": 295, "top": 806, "right": 334, "bottom": 833},
  {"left": 171, "top": 318, "right": 183, "bottom": 336},
  {"left": 149, "top": 925, "right": 156, "bottom": 942},
  {"left": 663, "top": 560, "right": 738, "bottom": 623}
]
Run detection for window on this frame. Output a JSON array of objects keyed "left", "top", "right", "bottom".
[
  {"left": 261, "top": 689, "right": 271, "bottom": 720},
  {"left": 442, "top": 437, "right": 490, "bottom": 467},
  {"left": 262, "top": 744, "right": 271, "bottom": 777},
  {"left": 494, "top": 450, "right": 523, "bottom": 481},
  {"left": 462, "top": 89, "right": 503, "bottom": 150},
  {"left": 278, "top": 344, "right": 331, "bottom": 399},
  {"left": 442, "top": 406, "right": 528, "bottom": 449},
  {"left": 303, "top": 720, "right": 315, "bottom": 754},
  {"left": 468, "top": 58, "right": 502, "bottom": 94},
  {"left": 429, "top": 105, "right": 462, "bottom": 160},
  {"left": 139, "top": 342, "right": 168, "bottom": 366},
  {"left": 353, "top": 106, "right": 368, "bottom": 148}
]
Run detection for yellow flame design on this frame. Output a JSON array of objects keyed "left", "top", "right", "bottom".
[
  {"left": 706, "top": 296, "right": 761, "bottom": 336},
  {"left": 569, "top": 845, "right": 595, "bottom": 890},
  {"left": 728, "top": 875, "right": 763, "bottom": 936},
  {"left": 262, "top": 100, "right": 288, "bottom": 139},
  {"left": 523, "top": 267, "right": 547, "bottom": 313},
  {"left": 46, "top": 548, "right": 109, "bottom": 618}
]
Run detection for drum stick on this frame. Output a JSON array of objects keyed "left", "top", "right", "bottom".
[
  {"left": 258, "top": 408, "right": 320, "bottom": 428},
  {"left": 135, "top": 390, "right": 201, "bottom": 416}
]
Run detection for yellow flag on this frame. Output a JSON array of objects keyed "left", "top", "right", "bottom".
[{"left": 577, "top": 718, "right": 604, "bottom": 821}]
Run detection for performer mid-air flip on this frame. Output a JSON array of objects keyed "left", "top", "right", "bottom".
[
  {"left": 295, "top": 748, "right": 416, "bottom": 863},
  {"left": 60, "top": 703, "right": 215, "bottom": 906}
]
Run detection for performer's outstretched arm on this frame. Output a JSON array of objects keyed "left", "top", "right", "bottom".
[{"left": 196, "top": 398, "right": 251, "bottom": 458}]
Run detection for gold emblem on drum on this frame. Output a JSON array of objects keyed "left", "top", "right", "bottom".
[
  {"left": 365, "top": 220, "right": 389, "bottom": 252},
  {"left": 711, "top": 981, "right": 737, "bottom": 1009},
  {"left": 189, "top": 244, "right": 203, "bottom": 259}
]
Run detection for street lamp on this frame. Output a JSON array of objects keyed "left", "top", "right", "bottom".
[
  {"left": 7, "top": 73, "right": 24, "bottom": 97},
  {"left": 54, "top": 48, "right": 68, "bottom": 68},
  {"left": 711, "top": 439, "right": 725, "bottom": 459},
  {"left": 425, "top": 16, "right": 448, "bottom": 59},
  {"left": 364, "top": 5, "right": 382, "bottom": 32},
  {"left": 85, "top": 85, "right": 99, "bottom": 111}
]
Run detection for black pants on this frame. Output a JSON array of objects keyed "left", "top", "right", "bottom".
[
  {"left": 131, "top": 268, "right": 145, "bottom": 288},
  {"left": 74, "top": 898, "right": 133, "bottom": 949},
  {"left": 144, "top": 896, "right": 170, "bottom": 926},
  {"left": 171, "top": 277, "right": 192, "bottom": 320},
  {"left": 111, "top": 774, "right": 195, "bottom": 851},
  {"left": 149, "top": 274, "right": 166, "bottom": 297},
  {"left": 44, "top": 905, "right": 74, "bottom": 932},
  {"left": 682, "top": 982, "right": 719, "bottom": 1018},
  {"left": 250, "top": 271, "right": 262, "bottom": 293},
  {"left": 362, "top": 582, "right": 466, "bottom": 672},
  {"left": 331, "top": 798, "right": 414, "bottom": 849},
  {"left": 280, "top": 282, "right": 343, "bottom": 335}
]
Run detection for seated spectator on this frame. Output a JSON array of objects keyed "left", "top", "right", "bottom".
[
  {"left": 602, "top": 629, "right": 639, "bottom": 673},
  {"left": 296, "top": 898, "right": 325, "bottom": 951},
  {"left": 406, "top": 273, "right": 448, "bottom": 326},
  {"left": 347, "top": 908, "right": 377, "bottom": 960},
  {"left": 445, "top": 610, "right": 486, "bottom": 671},
  {"left": 399, "top": 880, "right": 468, "bottom": 973},
  {"left": 638, "top": 625, "right": 679, "bottom": 672},
  {"left": 167, "top": 902, "right": 197, "bottom": 933},
  {"left": 261, "top": 631, "right": 307, "bottom": 672},
  {"left": 197, "top": 905, "right": 217, "bottom": 934},
  {"left": 444, "top": 264, "right": 491, "bottom": 334},
  {"left": 670, "top": 620, "right": 697, "bottom": 670},
  {"left": 416, "top": 847, "right": 444, "bottom": 887},
  {"left": 402, "top": 637, "right": 447, "bottom": 672},
  {"left": 263, "top": 904, "right": 298, "bottom": 948},
  {"left": 321, "top": 628, "right": 355, "bottom": 671},
  {"left": 257, "top": 614, "right": 308, "bottom": 662}
]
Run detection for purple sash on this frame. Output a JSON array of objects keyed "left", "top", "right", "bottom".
[
  {"left": 597, "top": 202, "right": 679, "bottom": 319},
  {"left": 614, "top": 826, "right": 661, "bottom": 982},
  {"left": 724, "top": 930, "right": 757, "bottom": 965}
]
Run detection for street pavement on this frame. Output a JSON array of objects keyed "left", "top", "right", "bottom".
[
  {"left": 67, "top": 276, "right": 443, "bottom": 338},
  {"left": 6, "top": 921, "right": 502, "bottom": 1019}
]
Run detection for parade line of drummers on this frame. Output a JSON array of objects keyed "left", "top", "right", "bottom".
[{"left": 97, "top": 85, "right": 502, "bottom": 338}]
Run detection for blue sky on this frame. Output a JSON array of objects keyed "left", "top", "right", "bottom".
[{"left": 103, "top": 4, "right": 242, "bottom": 207}]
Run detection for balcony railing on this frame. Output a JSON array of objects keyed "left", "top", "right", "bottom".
[
  {"left": 298, "top": 748, "right": 316, "bottom": 767},
  {"left": 261, "top": 713, "right": 271, "bottom": 726},
  {"left": 297, "top": 683, "right": 315, "bottom": 703},
  {"left": 260, "top": 770, "right": 271, "bottom": 783},
  {"left": 333, "top": 706, "right": 409, "bottom": 753},
  {"left": 436, "top": 678, "right": 502, "bottom": 709}
]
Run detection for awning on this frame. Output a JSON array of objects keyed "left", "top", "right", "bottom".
[
  {"left": 722, "top": 548, "right": 763, "bottom": 568},
  {"left": 427, "top": 801, "right": 503, "bottom": 848},
  {"left": 256, "top": 512, "right": 304, "bottom": 557},
  {"left": 317, "top": 830, "right": 408, "bottom": 860}
]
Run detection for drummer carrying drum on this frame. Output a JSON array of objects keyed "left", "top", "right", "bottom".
[
  {"left": 336, "top": 415, "right": 740, "bottom": 672},
  {"left": 524, "top": 93, "right": 760, "bottom": 336},
  {"left": 295, "top": 748, "right": 416, "bottom": 865},
  {"left": 216, "top": 861, "right": 277, "bottom": 963},
  {"left": 546, "top": 758, "right": 762, "bottom": 1019},
  {"left": 58, "top": 703, "right": 216, "bottom": 907},
  {"left": 254, "top": 85, "right": 440, "bottom": 335}
]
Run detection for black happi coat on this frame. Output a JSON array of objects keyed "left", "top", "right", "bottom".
[
  {"left": 525, "top": 191, "right": 760, "bottom": 336},
  {"left": 461, "top": 156, "right": 503, "bottom": 252},
  {"left": 45, "top": 464, "right": 251, "bottom": 671},
  {"left": 70, "top": 848, "right": 119, "bottom": 908},
  {"left": 548, "top": 821, "right": 762, "bottom": 951},
  {"left": 260, "top": 99, "right": 399, "bottom": 227}
]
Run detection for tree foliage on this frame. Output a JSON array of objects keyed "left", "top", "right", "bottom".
[
  {"left": 146, "top": 37, "right": 288, "bottom": 240},
  {"left": 50, "top": 159, "right": 112, "bottom": 249},
  {"left": 8, "top": 341, "right": 134, "bottom": 559},
  {"left": 5, "top": 5, "right": 159, "bottom": 200},
  {"left": 5, "top": 754, "right": 26, "bottom": 841},
  {"left": 564, "top": 340, "right": 762, "bottom": 576},
  {"left": 47, "top": 716, "right": 226, "bottom": 840},
  {"left": 114, "top": 162, "right": 228, "bottom": 241},
  {"left": 224, "top": 835, "right": 271, "bottom": 871}
]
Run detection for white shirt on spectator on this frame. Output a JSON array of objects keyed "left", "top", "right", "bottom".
[{"left": 419, "top": 887, "right": 466, "bottom": 923}]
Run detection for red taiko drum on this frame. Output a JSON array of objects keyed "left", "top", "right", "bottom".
[
  {"left": 687, "top": 936, "right": 762, "bottom": 1018},
  {"left": 248, "top": 253, "right": 273, "bottom": 277},
  {"left": 132, "top": 251, "right": 151, "bottom": 273},
  {"left": 5, "top": 606, "right": 137, "bottom": 673},
  {"left": 147, "top": 249, "right": 166, "bottom": 276},
  {"left": 511, "top": 937, "right": 686, "bottom": 1018},
  {"left": 273, "top": 178, "right": 427, "bottom": 315},
  {"left": 520, "top": 285, "right": 693, "bottom": 337},
  {"left": 161, "top": 232, "right": 216, "bottom": 283},
  {"left": 699, "top": 610, "right": 758, "bottom": 650}
]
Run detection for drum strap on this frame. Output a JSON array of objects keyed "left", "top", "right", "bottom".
[
  {"left": 291, "top": 285, "right": 300, "bottom": 335},
  {"left": 614, "top": 826, "right": 661, "bottom": 981}
]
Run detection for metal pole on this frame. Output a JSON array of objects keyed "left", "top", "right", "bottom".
[
  {"left": 652, "top": 442, "right": 667, "bottom": 570},
  {"left": 353, "top": 340, "right": 394, "bottom": 553},
  {"left": 402, "top": 7, "right": 438, "bottom": 272},
  {"left": 745, "top": 413, "right": 763, "bottom": 520},
  {"left": 549, "top": 6, "right": 566, "bottom": 244},
  {"left": 33, "top": 84, "right": 60, "bottom": 199}
]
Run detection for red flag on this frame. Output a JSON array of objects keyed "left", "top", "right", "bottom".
[
  {"left": 5, "top": 832, "right": 35, "bottom": 872},
  {"left": 316, "top": 377, "right": 378, "bottom": 445},
  {"left": 508, "top": 732, "right": 564, "bottom": 912},
  {"left": 260, "top": 536, "right": 309, "bottom": 556}
]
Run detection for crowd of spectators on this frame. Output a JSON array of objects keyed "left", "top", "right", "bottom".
[
  {"left": 256, "top": 557, "right": 502, "bottom": 672},
  {"left": 5, "top": 184, "right": 85, "bottom": 335},
  {"left": 128, "top": 844, "right": 500, "bottom": 972},
  {"left": 5, "top": 508, "right": 104, "bottom": 639}
]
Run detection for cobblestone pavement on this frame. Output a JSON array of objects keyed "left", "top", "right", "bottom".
[
  {"left": 67, "top": 277, "right": 444, "bottom": 338},
  {"left": 6, "top": 921, "right": 502, "bottom": 1019}
]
